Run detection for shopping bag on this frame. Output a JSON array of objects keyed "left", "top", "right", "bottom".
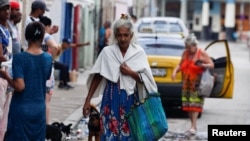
[
  {"left": 198, "top": 69, "right": 214, "bottom": 97},
  {"left": 125, "top": 92, "right": 168, "bottom": 141}
]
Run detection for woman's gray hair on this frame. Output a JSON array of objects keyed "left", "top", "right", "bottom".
[
  {"left": 185, "top": 33, "right": 199, "bottom": 45},
  {"left": 108, "top": 14, "right": 137, "bottom": 45}
]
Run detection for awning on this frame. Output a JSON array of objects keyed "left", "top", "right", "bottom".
[{"left": 66, "top": 0, "right": 94, "bottom": 8}]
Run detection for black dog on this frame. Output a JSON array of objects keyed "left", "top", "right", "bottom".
[{"left": 46, "top": 122, "right": 72, "bottom": 141}]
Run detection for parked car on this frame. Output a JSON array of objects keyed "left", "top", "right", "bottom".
[
  {"left": 137, "top": 35, "right": 234, "bottom": 117},
  {"left": 134, "top": 17, "right": 189, "bottom": 38}
]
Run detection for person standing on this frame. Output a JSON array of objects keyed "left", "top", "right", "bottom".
[
  {"left": 7, "top": 0, "right": 21, "bottom": 55},
  {"left": 104, "top": 21, "right": 111, "bottom": 46},
  {"left": 131, "top": 14, "right": 137, "bottom": 23},
  {"left": 25, "top": 0, "right": 58, "bottom": 34},
  {"left": 24, "top": 0, "right": 58, "bottom": 50},
  {"left": 39, "top": 15, "right": 59, "bottom": 124},
  {"left": 97, "top": 25, "right": 105, "bottom": 55},
  {"left": 0, "top": 21, "right": 53, "bottom": 141},
  {"left": 82, "top": 14, "right": 157, "bottom": 141},
  {"left": 0, "top": 0, "right": 11, "bottom": 140},
  {"left": 25, "top": 0, "right": 49, "bottom": 26},
  {"left": 172, "top": 33, "right": 214, "bottom": 135},
  {"left": 97, "top": 21, "right": 111, "bottom": 55}
]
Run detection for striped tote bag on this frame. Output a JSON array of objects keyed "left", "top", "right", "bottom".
[{"left": 125, "top": 92, "right": 168, "bottom": 141}]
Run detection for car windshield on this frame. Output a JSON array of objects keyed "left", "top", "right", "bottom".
[
  {"left": 168, "top": 22, "right": 182, "bottom": 33},
  {"left": 138, "top": 20, "right": 183, "bottom": 34},
  {"left": 138, "top": 22, "right": 152, "bottom": 33},
  {"left": 137, "top": 38, "right": 185, "bottom": 56},
  {"left": 153, "top": 21, "right": 168, "bottom": 33}
]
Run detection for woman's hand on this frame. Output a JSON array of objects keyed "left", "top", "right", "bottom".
[
  {"left": 120, "top": 63, "right": 132, "bottom": 75},
  {"left": 120, "top": 63, "right": 142, "bottom": 82},
  {"left": 0, "top": 56, "right": 7, "bottom": 62},
  {"left": 50, "top": 25, "right": 59, "bottom": 34},
  {"left": 0, "top": 69, "right": 8, "bottom": 79},
  {"left": 171, "top": 72, "right": 176, "bottom": 81},
  {"left": 82, "top": 100, "right": 91, "bottom": 118},
  {"left": 172, "top": 65, "right": 180, "bottom": 81}
]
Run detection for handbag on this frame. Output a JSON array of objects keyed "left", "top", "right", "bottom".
[
  {"left": 125, "top": 85, "right": 168, "bottom": 141},
  {"left": 198, "top": 69, "right": 214, "bottom": 97}
]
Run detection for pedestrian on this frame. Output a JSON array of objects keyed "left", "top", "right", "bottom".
[
  {"left": 39, "top": 15, "right": 59, "bottom": 124},
  {"left": 82, "top": 14, "right": 157, "bottom": 141},
  {"left": 25, "top": 0, "right": 49, "bottom": 27},
  {"left": 171, "top": 33, "right": 214, "bottom": 135},
  {"left": 97, "top": 21, "right": 111, "bottom": 55},
  {"left": 104, "top": 21, "right": 111, "bottom": 46},
  {"left": 0, "top": 0, "right": 11, "bottom": 140},
  {"left": 55, "top": 38, "right": 89, "bottom": 89},
  {"left": 24, "top": 0, "right": 58, "bottom": 50},
  {"left": 7, "top": 0, "right": 22, "bottom": 55},
  {"left": 1, "top": 21, "right": 53, "bottom": 141},
  {"left": 97, "top": 25, "right": 105, "bottom": 55},
  {"left": 130, "top": 14, "right": 137, "bottom": 23}
]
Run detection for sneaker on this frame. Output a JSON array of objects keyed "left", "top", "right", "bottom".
[{"left": 58, "top": 83, "right": 65, "bottom": 89}]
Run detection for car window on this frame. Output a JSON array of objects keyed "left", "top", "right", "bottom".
[
  {"left": 138, "top": 40, "right": 184, "bottom": 56},
  {"left": 135, "top": 17, "right": 189, "bottom": 38},
  {"left": 153, "top": 21, "right": 168, "bottom": 33},
  {"left": 169, "top": 23, "right": 183, "bottom": 33},
  {"left": 138, "top": 23, "right": 152, "bottom": 33},
  {"left": 138, "top": 20, "right": 183, "bottom": 34}
]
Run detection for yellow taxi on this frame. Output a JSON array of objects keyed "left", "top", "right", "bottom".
[{"left": 137, "top": 34, "right": 234, "bottom": 117}]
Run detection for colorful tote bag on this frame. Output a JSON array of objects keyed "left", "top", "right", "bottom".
[{"left": 125, "top": 90, "right": 168, "bottom": 141}]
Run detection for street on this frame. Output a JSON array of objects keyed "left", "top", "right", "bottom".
[{"left": 49, "top": 41, "right": 250, "bottom": 141}]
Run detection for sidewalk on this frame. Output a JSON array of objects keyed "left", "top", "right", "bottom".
[{"left": 49, "top": 68, "right": 102, "bottom": 139}]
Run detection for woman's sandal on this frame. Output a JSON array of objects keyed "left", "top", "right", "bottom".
[
  {"left": 185, "top": 128, "right": 197, "bottom": 135},
  {"left": 188, "top": 128, "right": 197, "bottom": 135}
]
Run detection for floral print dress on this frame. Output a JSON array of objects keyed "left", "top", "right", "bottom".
[
  {"left": 100, "top": 80, "right": 134, "bottom": 141},
  {"left": 180, "top": 49, "right": 204, "bottom": 112}
]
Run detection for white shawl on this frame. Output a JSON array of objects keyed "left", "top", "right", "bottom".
[{"left": 87, "top": 43, "right": 157, "bottom": 98}]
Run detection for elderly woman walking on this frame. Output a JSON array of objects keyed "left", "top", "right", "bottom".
[
  {"left": 82, "top": 14, "right": 158, "bottom": 141},
  {"left": 172, "top": 33, "right": 214, "bottom": 135}
]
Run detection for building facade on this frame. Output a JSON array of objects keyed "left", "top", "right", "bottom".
[
  {"left": 155, "top": 0, "right": 250, "bottom": 41},
  {"left": 18, "top": 0, "right": 250, "bottom": 70},
  {"left": 19, "top": 0, "right": 98, "bottom": 71}
]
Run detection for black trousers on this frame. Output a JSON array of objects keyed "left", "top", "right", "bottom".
[{"left": 54, "top": 61, "right": 70, "bottom": 85}]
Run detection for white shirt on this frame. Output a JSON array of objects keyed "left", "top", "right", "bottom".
[
  {"left": 23, "top": 16, "right": 40, "bottom": 50},
  {"left": 25, "top": 16, "right": 39, "bottom": 27}
]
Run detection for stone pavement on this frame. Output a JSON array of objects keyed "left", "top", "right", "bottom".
[{"left": 49, "top": 68, "right": 102, "bottom": 140}]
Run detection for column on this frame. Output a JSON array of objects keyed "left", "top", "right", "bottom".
[
  {"left": 180, "top": 0, "right": 187, "bottom": 24},
  {"left": 201, "top": 0, "right": 210, "bottom": 40},
  {"left": 160, "top": 0, "right": 166, "bottom": 16},
  {"left": 150, "top": 0, "right": 157, "bottom": 17},
  {"left": 239, "top": 2, "right": 244, "bottom": 34},
  {"left": 224, "top": 0, "right": 236, "bottom": 41},
  {"left": 210, "top": 1, "right": 221, "bottom": 40}
]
